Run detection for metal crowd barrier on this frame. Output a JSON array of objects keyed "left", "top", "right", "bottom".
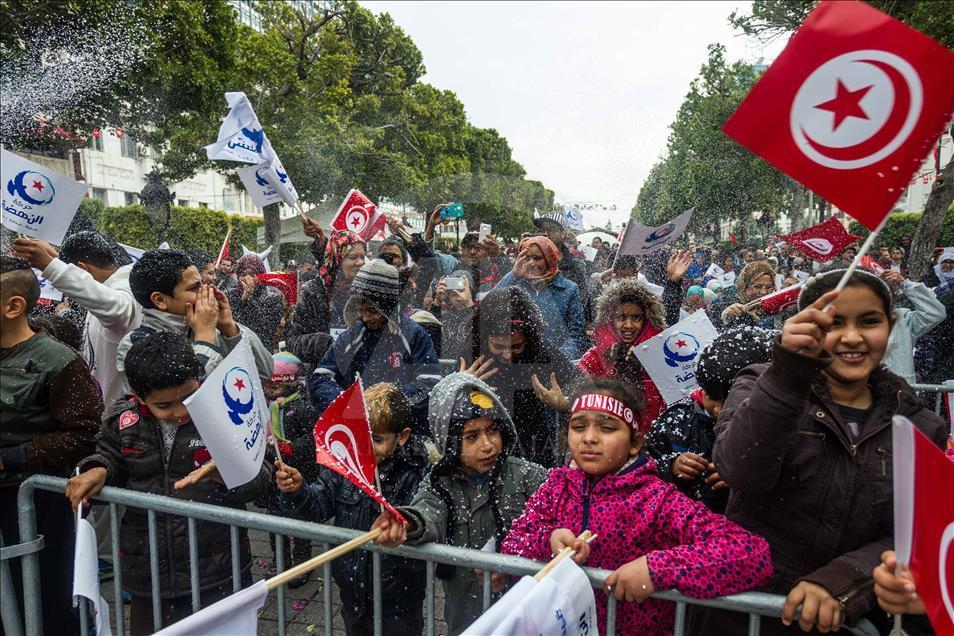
[{"left": 909, "top": 382, "right": 953, "bottom": 416}]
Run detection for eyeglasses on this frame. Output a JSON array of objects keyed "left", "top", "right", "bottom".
[{"left": 748, "top": 284, "right": 775, "bottom": 293}]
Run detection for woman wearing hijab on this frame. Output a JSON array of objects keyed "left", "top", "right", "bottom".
[
  {"left": 493, "top": 236, "right": 586, "bottom": 359},
  {"left": 284, "top": 230, "right": 367, "bottom": 364},
  {"left": 707, "top": 261, "right": 778, "bottom": 331},
  {"left": 226, "top": 254, "right": 285, "bottom": 351}
]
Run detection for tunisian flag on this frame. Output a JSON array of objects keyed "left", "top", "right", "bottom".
[
  {"left": 256, "top": 272, "right": 298, "bottom": 305},
  {"left": 892, "top": 415, "right": 954, "bottom": 634},
  {"left": 313, "top": 379, "right": 407, "bottom": 523},
  {"left": 754, "top": 283, "right": 803, "bottom": 315},
  {"left": 723, "top": 1, "right": 954, "bottom": 231},
  {"left": 777, "top": 218, "right": 860, "bottom": 262},
  {"left": 331, "top": 189, "right": 386, "bottom": 242}
]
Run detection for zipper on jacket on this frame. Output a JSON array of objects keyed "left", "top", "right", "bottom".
[
  {"left": 580, "top": 480, "right": 593, "bottom": 531},
  {"left": 797, "top": 430, "right": 826, "bottom": 441},
  {"left": 838, "top": 579, "right": 874, "bottom": 610},
  {"left": 876, "top": 448, "right": 888, "bottom": 477}
]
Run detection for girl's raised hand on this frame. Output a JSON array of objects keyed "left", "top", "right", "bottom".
[
  {"left": 549, "top": 528, "right": 590, "bottom": 565},
  {"left": 604, "top": 555, "right": 655, "bottom": 603},
  {"left": 780, "top": 290, "right": 839, "bottom": 357},
  {"left": 274, "top": 461, "right": 303, "bottom": 493}
]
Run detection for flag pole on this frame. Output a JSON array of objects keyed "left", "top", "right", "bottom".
[
  {"left": 532, "top": 530, "right": 596, "bottom": 581},
  {"left": 830, "top": 215, "right": 889, "bottom": 296},
  {"left": 214, "top": 226, "right": 233, "bottom": 270},
  {"left": 265, "top": 528, "right": 382, "bottom": 590}
]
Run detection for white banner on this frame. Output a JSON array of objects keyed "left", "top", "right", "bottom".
[
  {"left": 581, "top": 245, "right": 598, "bottom": 262},
  {"left": 33, "top": 268, "right": 63, "bottom": 301},
  {"left": 720, "top": 271, "right": 737, "bottom": 287},
  {"left": 153, "top": 580, "right": 267, "bottom": 636},
  {"left": 73, "top": 518, "right": 112, "bottom": 635},
  {"left": 792, "top": 269, "right": 810, "bottom": 283},
  {"left": 635, "top": 310, "right": 719, "bottom": 405},
  {"left": 462, "top": 557, "right": 597, "bottom": 635},
  {"left": 616, "top": 207, "right": 694, "bottom": 258},
  {"left": 236, "top": 158, "right": 298, "bottom": 208},
  {"left": 705, "top": 263, "right": 725, "bottom": 278},
  {"left": 184, "top": 337, "right": 268, "bottom": 489},
  {"left": 1, "top": 149, "right": 86, "bottom": 245}
]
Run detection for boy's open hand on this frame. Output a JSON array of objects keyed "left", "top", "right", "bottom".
[
  {"left": 275, "top": 461, "right": 303, "bottom": 493},
  {"left": 371, "top": 511, "right": 407, "bottom": 548},
  {"left": 66, "top": 467, "right": 108, "bottom": 511},
  {"left": 474, "top": 569, "right": 508, "bottom": 593},
  {"left": 781, "top": 290, "right": 839, "bottom": 357},
  {"left": 187, "top": 285, "right": 219, "bottom": 342},
  {"left": 549, "top": 528, "right": 590, "bottom": 565},
  {"left": 604, "top": 555, "right": 655, "bottom": 603},
  {"left": 174, "top": 460, "right": 224, "bottom": 490}
]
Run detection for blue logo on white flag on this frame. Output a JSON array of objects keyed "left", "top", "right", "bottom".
[
  {"left": 663, "top": 332, "right": 701, "bottom": 368},
  {"left": 645, "top": 222, "right": 676, "bottom": 244},
  {"left": 7, "top": 170, "right": 56, "bottom": 206},
  {"left": 222, "top": 367, "right": 255, "bottom": 425},
  {"left": 254, "top": 167, "right": 270, "bottom": 187}
]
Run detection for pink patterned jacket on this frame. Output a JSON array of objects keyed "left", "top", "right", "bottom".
[{"left": 500, "top": 455, "right": 773, "bottom": 635}]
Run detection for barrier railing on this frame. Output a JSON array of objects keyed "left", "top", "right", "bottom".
[
  {"left": 7, "top": 475, "right": 882, "bottom": 636},
  {"left": 909, "top": 382, "right": 953, "bottom": 416}
]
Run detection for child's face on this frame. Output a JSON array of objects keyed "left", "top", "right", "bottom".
[
  {"left": 152, "top": 266, "right": 202, "bottom": 316},
  {"left": 612, "top": 302, "right": 645, "bottom": 343},
  {"left": 264, "top": 382, "right": 295, "bottom": 400},
  {"left": 458, "top": 417, "right": 502, "bottom": 476},
  {"left": 568, "top": 408, "right": 640, "bottom": 477},
  {"left": 372, "top": 427, "right": 411, "bottom": 465},
  {"left": 487, "top": 331, "right": 526, "bottom": 364},
  {"left": 701, "top": 392, "right": 724, "bottom": 419},
  {"left": 138, "top": 379, "right": 200, "bottom": 425},
  {"left": 823, "top": 285, "right": 892, "bottom": 387}
]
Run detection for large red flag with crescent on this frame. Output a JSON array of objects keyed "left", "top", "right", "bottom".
[
  {"left": 723, "top": 1, "right": 954, "bottom": 230},
  {"left": 331, "top": 189, "right": 386, "bottom": 242},
  {"left": 892, "top": 415, "right": 954, "bottom": 634},
  {"left": 312, "top": 380, "right": 407, "bottom": 524}
]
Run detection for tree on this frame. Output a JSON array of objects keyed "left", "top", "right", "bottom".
[{"left": 729, "top": 0, "right": 954, "bottom": 279}]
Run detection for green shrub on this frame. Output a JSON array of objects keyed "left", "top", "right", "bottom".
[{"left": 848, "top": 207, "right": 954, "bottom": 248}]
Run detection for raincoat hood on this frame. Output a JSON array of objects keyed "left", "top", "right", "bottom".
[
  {"left": 427, "top": 372, "right": 517, "bottom": 458},
  {"left": 592, "top": 277, "right": 666, "bottom": 353}
]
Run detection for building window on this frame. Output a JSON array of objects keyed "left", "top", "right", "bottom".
[
  {"left": 120, "top": 135, "right": 138, "bottom": 158},
  {"left": 198, "top": 202, "right": 209, "bottom": 209},
  {"left": 178, "top": 199, "right": 190, "bottom": 207},
  {"left": 89, "top": 133, "right": 103, "bottom": 152},
  {"left": 92, "top": 188, "right": 108, "bottom": 204},
  {"left": 125, "top": 192, "right": 139, "bottom": 206}
]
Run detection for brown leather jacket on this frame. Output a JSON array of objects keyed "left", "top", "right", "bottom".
[{"left": 709, "top": 341, "right": 946, "bottom": 633}]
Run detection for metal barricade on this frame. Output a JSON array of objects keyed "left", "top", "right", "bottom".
[
  {"left": 8, "top": 474, "right": 877, "bottom": 636},
  {"left": 909, "top": 382, "right": 953, "bottom": 416}
]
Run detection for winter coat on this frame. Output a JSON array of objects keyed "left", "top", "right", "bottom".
[
  {"left": 227, "top": 284, "right": 285, "bottom": 352},
  {"left": 78, "top": 397, "right": 271, "bottom": 598},
  {"left": 705, "top": 341, "right": 947, "bottom": 634},
  {"left": 578, "top": 277, "right": 668, "bottom": 431},
  {"left": 279, "top": 437, "right": 430, "bottom": 617},
  {"left": 282, "top": 277, "right": 340, "bottom": 365},
  {"left": 645, "top": 394, "right": 727, "bottom": 513},
  {"left": 116, "top": 308, "right": 273, "bottom": 387},
  {"left": 882, "top": 280, "right": 945, "bottom": 384},
  {"left": 309, "top": 315, "right": 440, "bottom": 436},
  {"left": 914, "top": 288, "right": 954, "bottom": 385},
  {"left": 501, "top": 454, "right": 773, "bottom": 636},
  {"left": 558, "top": 243, "right": 590, "bottom": 303},
  {"left": 437, "top": 305, "right": 473, "bottom": 362},
  {"left": 41, "top": 259, "right": 141, "bottom": 405},
  {"left": 707, "top": 294, "right": 776, "bottom": 332},
  {"left": 494, "top": 271, "right": 587, "bottom": 359},
  {"left": 402, "top": 372, "right": 548, "bottom": 635}
]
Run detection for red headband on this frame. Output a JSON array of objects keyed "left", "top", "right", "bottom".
[{"left": 570, "top": 393, "right": 636, "bottom": 430}]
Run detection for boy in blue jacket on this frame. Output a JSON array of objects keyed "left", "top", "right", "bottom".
[{"left": 275, "top": 382, "right": 429, "bottom": 635}]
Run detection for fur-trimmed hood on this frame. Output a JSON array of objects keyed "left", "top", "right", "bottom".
[{"left": 594, "top": 277, "right": 667, "bottom": 329}]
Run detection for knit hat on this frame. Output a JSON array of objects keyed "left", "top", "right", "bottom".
[
  {"left": 271, "top": 351, "right": 302, "bottom": 384},
  {"left": 343, "top": 259, "right": 401, "bottom": 327},
  {"left": 532, "top": 210, "right": 567, "bottom": 232},
  {"left": 696, "top": 326, "right": 776, "bottom": 400},
  {"left": 235, "top": 254, "right": 266, "bottom": 276},
  {"left": 449, "top": 388, "right": 498, "bottom": 425}
]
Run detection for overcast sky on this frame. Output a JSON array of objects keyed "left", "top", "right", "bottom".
[{"left": 361, "top": 1, "right": 787, "bottom": 229}]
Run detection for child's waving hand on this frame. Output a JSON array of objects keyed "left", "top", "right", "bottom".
[
  {"left": 274, "top": 461, "right": 303, "bottom": 493},
  {"left": 604, "top": 555, "right": 655, "bottom": 603},
  {"left": 780, "top": 290, "right": 838, "bottom": 356}
]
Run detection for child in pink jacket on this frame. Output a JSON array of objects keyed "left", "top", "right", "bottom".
[{"left": 501, "top": 377, "right": 773, "bottom": 635}]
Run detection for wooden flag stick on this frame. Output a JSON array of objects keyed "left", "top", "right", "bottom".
[
  {"left": 533, "top": 530, "right": 595, "bottom": 581},
  {"left": 214, "top": 227, "right": 232, "bottom": 269},
  {"left": 265, "top": 528, "right": 382, "bottom": 590},
  {"left": 294, "top": 201, "right": 310, "bottom": 222}
]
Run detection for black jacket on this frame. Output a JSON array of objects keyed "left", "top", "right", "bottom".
[
  {"left": 283, "top": 278, "right": 339, "bottom": 364},
  {"left": 79, "top": 397, "right": 271, "bottom": 598},
  {"left": 279, "top": 437, "right": 430, "bottom": 617},
  {"left": 227, "top": 285, "right": 284, "bottom": 351}
]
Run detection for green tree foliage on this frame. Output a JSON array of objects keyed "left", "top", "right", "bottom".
[
  {"left": 633, "top": 44, "right": 789, "bottom": 241},
  {"left": 848, "top": 206, "right": 954, "bottom": 249}
]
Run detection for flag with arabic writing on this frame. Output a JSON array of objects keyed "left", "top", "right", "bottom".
[{"left": 1, "top": 148, "right": 86, "bottom": 245}]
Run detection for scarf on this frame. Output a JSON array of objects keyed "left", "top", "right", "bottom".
[
  {"left": 516, "top": 236, "right": 560, "bottom": 288},
  {"left": 319, "top": 230, "right": 365, "bottom": 290}
]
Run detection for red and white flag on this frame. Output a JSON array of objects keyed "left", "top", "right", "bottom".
[
  {"left": 892, "top": 415, "right": 954, "bottom": 634},
  {"left": 756, "top": 283, "right": 802, "bottom": 315},
  {"left": 313, "top": 380, "right": 407, "bottom": 523},
  {"left": 723, "top": 1, "right": 954, "bottom": 230},
  {"left": 777, "top": 218, "right": 861, "bottom": 262},
  {"left": 256, "top": 272, "right": 298, "bottom": 305},
  {"left": 859, "top": 255, "right": 885, "bottom": 274},
  {"left": 214, "top": 227, "right": 232, "bottom": 268},
  {"left": 331, "top": 189, "right": 386, "bottom": 242}
]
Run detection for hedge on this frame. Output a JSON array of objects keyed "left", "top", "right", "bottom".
[
  {"left": 80, "top": 199, "right": 263, "bottom": 259},
  {"left": 847, "top": 207, "right": 954, "bottom": 248}
]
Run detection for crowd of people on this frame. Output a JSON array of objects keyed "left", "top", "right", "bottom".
[{"left": 1, "top": 205, "right": 952, "bottom": 636}]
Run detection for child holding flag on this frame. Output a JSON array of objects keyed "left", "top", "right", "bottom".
[
  {"left": 274, "top": 382, "right": 430, "bottom": 635},
  {"left": 66, "top": 332, "right": 271, "bottom": 635},
  {"left": 499, "top": 377, "right": 773, "bottom": 635}
]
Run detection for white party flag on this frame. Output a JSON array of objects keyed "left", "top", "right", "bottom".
[
  {"left": 153, "top": 580, "right": 267, "bottom": 636},
  {"left": 615, "top": 208, "right": 694, "bottom": 259},
  {"left": 73, "top": 518, "right": 112, "bottom": 635},
  {"left": 204, "top": 92, "right": 273, "bottom": 165},
  {"left": 563, "top": 205, "right": 584, "bottom": 231},
  {"left": 236, "top": 158, "right": 298, "bottom": 208},
  {"left": 704, "top": 263, "right": 725, "bottom": 278},
  {"left": 33, "top": 268, "right": 63, "bottom": 301},
  {"left": 184, "top": 337, "right": 268, "bottom": 489},
  {"left": 1, "top": 148, "right": 86, "bottom": 245},
  {"left": 462, "top": 557, "right": 597, "bottom": 635},
  {"left": 634, "top": 310, "right": 719, "bottom": 405}
]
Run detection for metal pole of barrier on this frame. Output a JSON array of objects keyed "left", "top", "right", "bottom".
[
  {"left": 372, "top": 550, "right": 382, "bottom": 636},
  {"left": 276, "top": 534, "right": 286, "bottom": 636},
  {"left": 673, "top": 601, "right": 687, "bottom": 636},
  {"left": 79, "top": 597, "right": 90, "bottom": 636},
  {"left": 605, "top": 594, "right": 617, "bottom": 636},
  {"left": 230, "top": 525, "right": 241, "bottom": 593},
  {"left": 0, "top": 532, "right": 25, "bottom": 636},
  {"left": 748, "top": 612, "right": 761, "bottom": 636},
  {"left": 147, "top": 510, "right": 162, "bottom": 632},
  {"left": 482, "top": 569, "right": 492, "bottom": 610},
  {"left": 187, "top": 517, "right": 200, "bottom": 612},
  {"left": 15, "top": 484, "right": 42, "bottom": 636},
  {"left": 109, "top": 503, "right": 125, "bottom": 636},
  {"left": 425, "top": 560, "right": 435, "bottom": 636},
  {"left": 322, "top": 544, "right": 332, "bottom": 636}
]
